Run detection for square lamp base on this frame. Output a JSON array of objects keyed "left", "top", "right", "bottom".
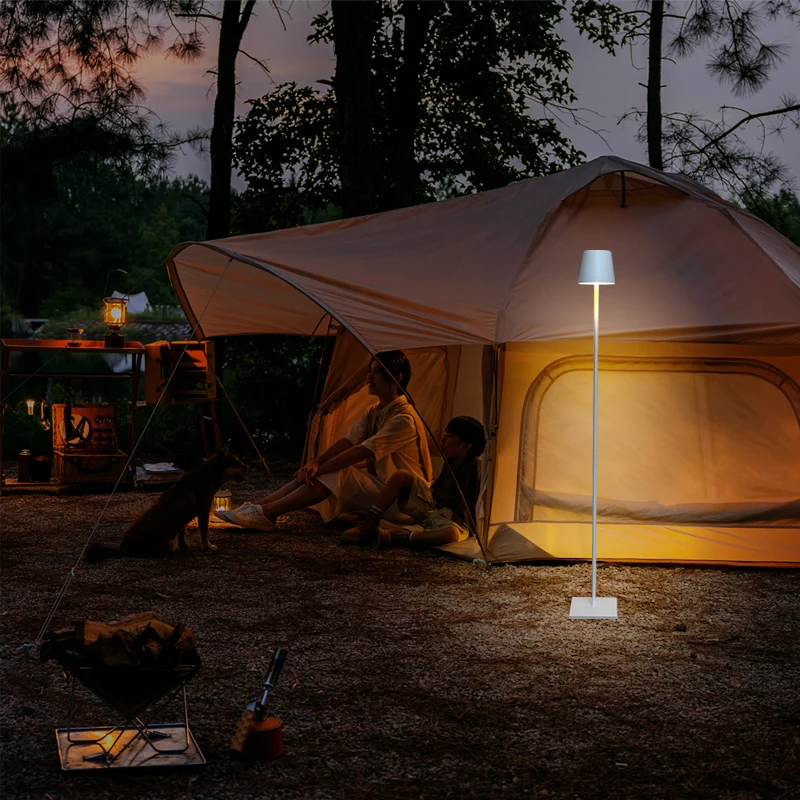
[{"left": 569, "top": 596, "right": 618, "bottom": 619}]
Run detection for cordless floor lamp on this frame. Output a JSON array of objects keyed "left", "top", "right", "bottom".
[{"left": 570, "top": 250, "right": 618, "bottom": 620}]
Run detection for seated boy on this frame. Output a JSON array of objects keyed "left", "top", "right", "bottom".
[{"left": 342, "top": 416, "right": 486, "bottom": 549}]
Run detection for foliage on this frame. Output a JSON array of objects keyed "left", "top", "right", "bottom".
[
  {"left": 0, "top": 108, "right": 208, "bottom": 317},
  {"left": 232, "top": 0, "right": 626, "bottom": 227},
  {"left": 744, "top": 189, "right": 800, "bottom": 246},
  {"left": 217, "top": 335, "right": 327, "bottom": 458},
  {"left": 619, "top": 0, "right": 800, "bottom": 196},
  {"left": 131, "top": 404, "right": 205, "bottom": 464},
  {"left": 233, "top": 83, "right": 339, "bottom": 231},
  {"left": 0, "top": 0, "right": 207, "bottom": 176}
]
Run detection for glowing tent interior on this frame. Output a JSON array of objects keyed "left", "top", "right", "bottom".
[{"left": 166, "top": 156, "right": 800, "bottom": 566}]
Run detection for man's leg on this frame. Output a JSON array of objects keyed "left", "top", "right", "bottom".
[
  {"left": 261, "top": 481, "right": 331, "bottom": 524},
  {"left": 217, "top": 480, "right": 300, "bottom": 523},
  {"left": 253, "top": 480, "right": 303, "bottom": 507},
  {"left": 224, "top": 481, "right": 331, "bottom": 530}
]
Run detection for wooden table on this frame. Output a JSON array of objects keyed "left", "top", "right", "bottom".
[{"left": 0, "top": 339, "right": 145, "bottom": 492}]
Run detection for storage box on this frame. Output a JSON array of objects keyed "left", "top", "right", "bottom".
[
  {"left": 53, "top": 449, "right": 128, "bottom": 483},
  {"left": 145, "top": 341, "right": 216, "bottom": 405},
  {"left": 52, "top": 404, "right": 118, "bottom": 452}
]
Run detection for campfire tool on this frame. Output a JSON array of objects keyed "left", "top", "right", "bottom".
[{"left": 230, "top": 648, "right": 287, "bottom": 759}]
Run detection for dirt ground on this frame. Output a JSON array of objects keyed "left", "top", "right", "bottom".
[{"left": 1, "top": 461, "right": 799, "bottom": 800}]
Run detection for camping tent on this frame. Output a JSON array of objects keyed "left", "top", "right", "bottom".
[{"left": 166, "top": 156, "right": 800, "bottom": 566}]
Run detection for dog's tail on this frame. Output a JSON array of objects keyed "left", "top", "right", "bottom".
[{"left": 84, "top": 542, "right": 127, "bottom": 562}]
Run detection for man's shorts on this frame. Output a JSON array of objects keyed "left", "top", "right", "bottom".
[{"left": 314, "top": 466, "right": 415, "bottom": 524}]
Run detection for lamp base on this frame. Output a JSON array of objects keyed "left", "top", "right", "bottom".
[
  {"left": 569, "top": 596, "right": 618, "bottom": 619},
  {"left": 104, "top": 332, "right": 125, "bottom": 348}
]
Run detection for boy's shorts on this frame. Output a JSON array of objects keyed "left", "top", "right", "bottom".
[{"left": 398, "top": 476, "right": 471, "bottom": 542}]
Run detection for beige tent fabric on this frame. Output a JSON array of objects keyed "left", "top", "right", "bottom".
[
  {"left": 166, "top": 157, "right": 800, "bottom": 351},
  {"left": 308, "top": 337, "right": 457, "bottom": 462},
  {"left": 467, "top": 339, "right": 800, "bottom": 565},
  {"left": 165, "top": 157, "right": 800, "bottom": 565}
]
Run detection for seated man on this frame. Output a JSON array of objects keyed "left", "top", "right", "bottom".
[
  {"left": 217, "top": 350, "right": 432, "bottom": 531},
  {"left": 342, "top": 415, "right": 486, "bottom": 549}
]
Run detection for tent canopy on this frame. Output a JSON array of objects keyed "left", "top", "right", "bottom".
[
  {"left": 167, "top": 156, "right": 800, "bottom": 352},
  {"left": 166, "top": 156, "right": 800, "bottom": 566}
]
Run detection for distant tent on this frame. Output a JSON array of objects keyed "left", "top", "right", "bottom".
[
  {"left": 111, "top": 290, "right": 150, "bottom": 315},
  {"left": 167, "top": 156, "right": 800, "bottom": 566}
]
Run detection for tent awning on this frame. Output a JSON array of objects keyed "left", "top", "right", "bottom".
[{"left": 167, "top": 156, "right": 800, "bottom": 351}]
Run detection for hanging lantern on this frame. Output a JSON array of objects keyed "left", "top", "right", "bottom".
[
  {"left": 39, "top": 399, "right": 51, "bottom": 431},
  {"left": 26, "top": 399, "right": 35, "bottom": 416},
  {"left": 212, "top": 490, "right": 232, "bottom": 514},
  {"left": 103, "top": 296, "right": 128, "bottom": 347}
]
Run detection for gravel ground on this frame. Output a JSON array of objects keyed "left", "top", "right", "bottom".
[{"left": 1, "top": 461, "right": 799, "bottom": 800}]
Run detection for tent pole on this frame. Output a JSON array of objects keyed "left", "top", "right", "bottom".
[
  {"left": 302, "top": 315, "right": 335, "bottom": 465},
  {"left": 477, "top": 344, "right": 501, "bottom": 565}
]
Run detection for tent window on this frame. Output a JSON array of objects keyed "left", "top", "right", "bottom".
[{"left": 517, "top": 356, "right": 800, "bottom": 526}]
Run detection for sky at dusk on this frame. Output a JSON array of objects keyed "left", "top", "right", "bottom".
[{"left": 135, "top": 0, "right": 800, "bottom": 192}]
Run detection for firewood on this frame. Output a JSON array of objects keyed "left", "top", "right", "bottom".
[
  {"left": 76, "top": 612, "right": 175, "bottom": 649},
  {"left": 100, "top": 630, "right": 141, "bottom": 668}
]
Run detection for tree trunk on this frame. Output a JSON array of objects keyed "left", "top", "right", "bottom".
[
  {"left": 332, "top": 0, "right": 379, "bottom": 218},
  {"left": 207, "top": 1, "right": 246, "bottom": 240},
  {"left": 389, "top": 1, "right": 432, "bottom": 210},
  {"left": 646, "top": 0, "right": 664, "bottom": 170}
]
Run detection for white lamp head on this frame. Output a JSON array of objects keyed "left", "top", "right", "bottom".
[{"left": 578, "top": 250, "right": 615, "bottom": 285}]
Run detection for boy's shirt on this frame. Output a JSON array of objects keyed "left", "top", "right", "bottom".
[{"left": 431, "top": 457, "right": 481, "bottom": 530}]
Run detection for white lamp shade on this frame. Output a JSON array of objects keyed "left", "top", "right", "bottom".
[{"left": 578, "top": 250, "right": 615, "bottom": 285}]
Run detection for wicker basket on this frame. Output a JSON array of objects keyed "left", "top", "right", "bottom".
[{"left": 53, "top": 449, "right": 128, "bottom": 483}]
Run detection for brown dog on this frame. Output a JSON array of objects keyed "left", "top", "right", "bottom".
[{"left": 85, "top": 447, "right": 249, "bottom": 561}]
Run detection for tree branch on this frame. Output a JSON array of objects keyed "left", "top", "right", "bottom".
[
  {"left": 697, "top": 103, "right": 800, "bottom": 153},
  {"left": 239, "top": 0, "right": 257, "bottom": 39},
  {"left": 175, "top": 12, "right": 221, "bottom": 22},
  {"left": 238, "top": 48, "right": 270, "bottom": 76}
]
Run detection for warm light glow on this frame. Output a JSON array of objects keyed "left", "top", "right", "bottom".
[
  {"left": 103, "top": 297, "right": 128, "bottom": 331},
  {"left": 26, "top": 399, "right": 35, "bottom": 415},
  {"left": 213, "top": 490, "right": 232, "bottom": 512}
]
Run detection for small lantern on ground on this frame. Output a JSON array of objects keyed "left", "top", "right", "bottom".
[
  {"left": 213, "top": 490, "right": 232, "bottom": 515},
  {"left": 103, "top": 297, "right": 128, "bottom": 348}
]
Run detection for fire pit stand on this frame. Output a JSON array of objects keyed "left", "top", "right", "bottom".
[{"left": 56, "top": 664, "right": 206, "bottom": 771}]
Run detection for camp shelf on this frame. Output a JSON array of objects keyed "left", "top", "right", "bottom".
[{"left": 0, "top": 338, "right": 145, "bottom": 492}]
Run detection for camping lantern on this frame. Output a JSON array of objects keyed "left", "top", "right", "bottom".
[
  {"left": 39, "top": 399, "right": 51, "bottom": 431},
  {"left": 212, "top": 490, "right": 232, "bottom": 514},
  {"left": 570, "top": 250, "right": 618, "bottom": 620},
  {"left": 26, "top": 399, "right": 35, "bottom": 416},
  {"left": 103, "top": 296, "right": 128, "bottom": 348}
]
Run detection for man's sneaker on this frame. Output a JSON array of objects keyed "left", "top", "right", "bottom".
[{"left": 224, "top": 503, "right": 275, "bottom": 532}]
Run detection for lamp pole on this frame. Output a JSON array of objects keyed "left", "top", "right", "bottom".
[
  {"left": 570, "top": 250, "right": 618, "bottom": 620},
  {"left": 591, "top": 283, "right": 599, "bottom": 605}
]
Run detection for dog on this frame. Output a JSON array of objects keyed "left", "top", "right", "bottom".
[{"left": 85, "top": 446, "right": 250, "bottom": 561}]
